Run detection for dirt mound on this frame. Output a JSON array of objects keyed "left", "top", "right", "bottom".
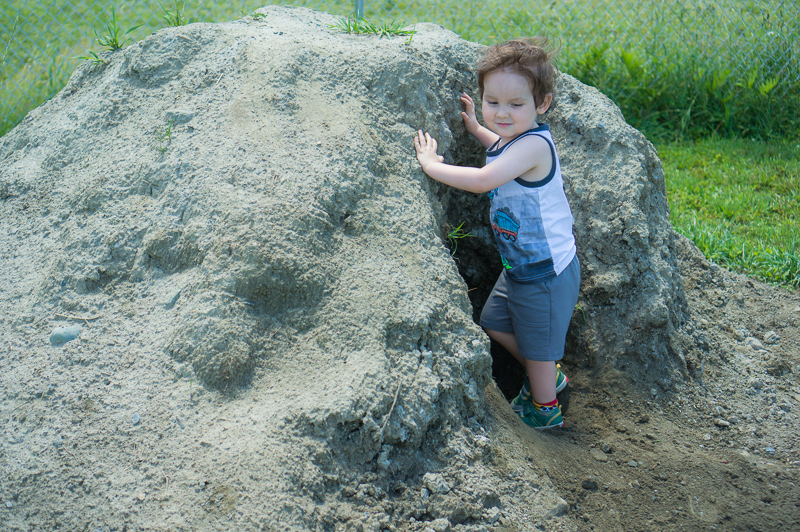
[
  {"left": 2, "top": 6, "right": 492, "bottom": 450},
  {"left": 0, "top": 7, "right": 555, "bottom": 530},
  {"left": 2, "top": 6, "right": 798, "bottom": 532}
]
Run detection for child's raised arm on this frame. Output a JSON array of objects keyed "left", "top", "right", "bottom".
[
  {"left": 460, "top": 92, "right": 498, "bottom": 148},
  {"left": 413, "top": 130, "right": 549, "bottom": 194}
]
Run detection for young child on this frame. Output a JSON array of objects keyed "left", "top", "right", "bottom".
[{"left": 413, "top": 38, "right": 580, "bottom": 429}]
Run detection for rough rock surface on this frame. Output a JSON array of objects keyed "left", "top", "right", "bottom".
[
  {"left": 3, "top": 6, "right": 798, "bottom": 532},
  {"left": 3, "top": 7, "right": 494, "bottom": 448}
]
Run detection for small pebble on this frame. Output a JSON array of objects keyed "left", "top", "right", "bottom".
[
  {"left": 422, "top": 472, "right": 450, "bottom": 494},
  {"left": 765, "top": 447, "right": 776, "bottom": 455},
  {"left": 627, "top": 460, "right": 639, "bottom": 467},
  {"left": 714, "top": 418, "right": 731, "bottom": 428},
  {"left": 745, "top": 337, "right": 766, "bottom": 351},
  {"left": 428, "top": 518, "right": 451, "bottom": 532},
  {"left": 49, "top": 325, "right": 82, "bottom": 345},
  {"left": 590, "top": 448, "right": 609, "bottom": 462},
  {"left": 165, "top": 108, "right": 195, "bottom": 124},
  {"left": 551, "top": 497, "right": 569, "bottom": 517},
  {"left": 6, "top": 501, "right": 12, "bottom": 508},
  {"left": 163, "top": 289, "right": 181, "bottom": 309},
  {"left": 764, "top": 331, "right": 780, "bottom": 344},
  {"left": 132, "top": 412, "right": 141, "bottom": 425},
  {"left": 582, "top": 478, "right": 599, "bottom": 490}
]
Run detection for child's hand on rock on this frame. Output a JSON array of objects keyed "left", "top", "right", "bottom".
[
  {"left": 414, "top": 130, "right": 444, "bottom": 170},
  {"left": 460, "top": 92, "right": 479, "bottom": 135}
]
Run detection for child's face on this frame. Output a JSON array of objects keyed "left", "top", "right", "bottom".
[{"left": 481, "top": 68, "right": 550, "bottom": 143}]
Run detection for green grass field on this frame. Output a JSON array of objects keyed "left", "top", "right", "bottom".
[
  {"left": 659, "top": 138, "right": 800, "bottom": 287},
  {"left": 2, "top": 1, "right": 798, "bottom": 287}
]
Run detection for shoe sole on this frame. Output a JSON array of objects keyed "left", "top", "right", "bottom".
[
  {"left": 516, "top": 410, "right": 564, "bottom": 429},
  {"left": 534, "top": 421, "right": 564, "bottom": 430}
]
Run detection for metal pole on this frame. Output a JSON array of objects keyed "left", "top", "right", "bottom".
[{"left": 355, "top": 0, "right": 364, "bottom": 18}]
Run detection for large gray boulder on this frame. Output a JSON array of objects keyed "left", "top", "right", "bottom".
[
  {"left": 0, "top": 6, "right": 689, "bottom": 530},
  {"left": 2, "top": 7, "right": 492, "bottom": 445}
]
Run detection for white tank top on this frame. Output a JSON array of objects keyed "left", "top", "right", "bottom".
[{"left": 486, "top": 124, "right": 576, "bottom": 283}]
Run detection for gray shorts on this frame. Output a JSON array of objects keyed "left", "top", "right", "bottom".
[{"left": 479, "top": 255, "right": 580, "bottom": 362}]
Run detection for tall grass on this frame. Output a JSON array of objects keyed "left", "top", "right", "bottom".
[{"left": 571, "top": 45, "right": 799, "bottom": 142}]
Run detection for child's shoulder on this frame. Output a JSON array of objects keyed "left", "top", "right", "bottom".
[{"left": 499, "top": 128, "right": 552, "bottom": 153}]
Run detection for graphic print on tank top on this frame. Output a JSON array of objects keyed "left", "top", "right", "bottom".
[{"left": 490, "top": 195, "right": 551, "bottom": 276}]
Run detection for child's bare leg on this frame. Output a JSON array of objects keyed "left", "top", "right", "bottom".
[
  {"left": 484, "top": 329, "right": 525, "bottom": 366},
  {"left": 485, "top": 328, "right": 558, "bottom": 404},
  {"left": 525, "top": 360, "right": 557, "bottom": 405}
]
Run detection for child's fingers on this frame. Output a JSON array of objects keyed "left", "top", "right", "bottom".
[
  {"left": 414, "top": 130, "right": 436, "bottom": 154},
  {"left": 425, "top": 132, "right": 437, "bottom": 151},
  {"left": 414, "top": 130, "right": 425, "bottom": 149},
  {"left": 414, "top": 131, "right": 441, "bottom": 153},
  {"left": 418, "top": 130, "right": 429, "bottom": 146}
]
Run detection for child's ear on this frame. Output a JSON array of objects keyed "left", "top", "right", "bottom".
[{"left": 537, "top": 93, "right": 553, "bottom": 114}]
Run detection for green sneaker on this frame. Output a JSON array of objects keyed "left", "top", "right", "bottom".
[
  {"left": 518, "top": 402, "right": 564, "bottom": 429},
  {"left": 510, "top": 365, "right": 569, "bottom": 414},
  {"left": 555, "top": 365, "right": 569, "bottom": 393}
]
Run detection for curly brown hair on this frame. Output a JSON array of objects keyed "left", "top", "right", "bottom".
[{"left": 477, "top": 37, "right": 557, "bottom": 108}]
